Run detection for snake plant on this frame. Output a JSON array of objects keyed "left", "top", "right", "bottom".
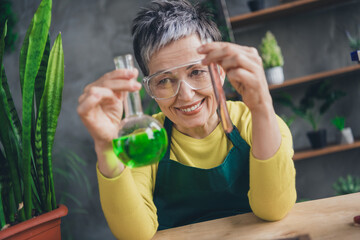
[{"left": 0, "top": 0, "right": 64, "bottom": 230}]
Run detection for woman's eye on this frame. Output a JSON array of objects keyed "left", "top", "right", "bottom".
[
  {"left": 158, "top": 78, "right": 171, "bottom": 85},
  {"left": 190, "top": 69, "right": 206, "bottom": 77}
]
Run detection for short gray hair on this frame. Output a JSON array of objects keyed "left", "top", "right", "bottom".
[{"left": 132, "top": 0, "right": 221, "bottom": 76}]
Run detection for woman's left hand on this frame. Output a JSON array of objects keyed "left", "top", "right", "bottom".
[{"left": 198, "top": 42, "right": 273, "bottom": 114}]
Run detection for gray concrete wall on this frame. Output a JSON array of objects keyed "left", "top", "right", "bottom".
[{"left": 2, "top": 0, "right": 360, "bottom": 239}]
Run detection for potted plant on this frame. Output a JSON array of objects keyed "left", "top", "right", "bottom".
[
  {"left": 0, "top": 0, "right": 67, "bottom": 239},
  {"left": 247, "top": 0, "right": 265, "bottom": 12},
  {"left": 331, "top": 116, "right": 354, "bottom": 145},
  {"left": 346, "top": 26, "right": 360, "bottom": 63},
  {"left": 259, "top": 31, "right": 285, "bottom": 85},
  {"left": 274, "top": 80, "right": 345, "bottom": 149},
  {"left": 333, "top": 174, "right": 360, "bottom": 195}
]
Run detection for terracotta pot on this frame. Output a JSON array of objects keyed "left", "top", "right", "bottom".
[{"left": 0, "top": 204, "right": 68, "bottom": 240}]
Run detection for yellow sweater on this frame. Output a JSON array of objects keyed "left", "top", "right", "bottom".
[{"left": 96, "top": 101, "right": 297, "bottom": 240}]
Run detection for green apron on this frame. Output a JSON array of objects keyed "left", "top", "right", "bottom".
[{"left": 153, "top": 117, "right": 252, "bottom": 230}]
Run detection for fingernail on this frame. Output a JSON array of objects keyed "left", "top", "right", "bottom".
[{"left": 197, "top": 46, "right": 204, "bottom": 53}]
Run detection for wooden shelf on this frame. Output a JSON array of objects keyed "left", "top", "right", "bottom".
[
  {"left": 269, "top": 64, "right": 360, "bottom": 91},
  {"left": 230, "top": 0, "right": 353, "bottom": 29},
  {"left": 293, "top": 139, "right": 360, "bottom": 161}
]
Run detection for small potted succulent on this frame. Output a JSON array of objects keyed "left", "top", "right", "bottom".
[
  {"left": 333, "top": 174, "right": 360, "bottom": 195},
  {"left": 274, "top": 80, "right": 345, "bottom": 149},
  {"left": 331, "top": 116, "right": 354, "bottom": 145},
  {"left": 259, "top": 31, "right": 285, "bottom": 85}
]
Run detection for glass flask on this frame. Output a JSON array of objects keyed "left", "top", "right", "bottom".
[{"left": 112, "top": 54, "right": 168, "bottom": 168}]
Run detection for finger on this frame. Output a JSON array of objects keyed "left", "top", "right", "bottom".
[
  {"left": 84, "top": 68, "right": 139, "bottom": 93},
  {"left": 198, "top": 42, "right": 258, "bottom": 56},
  {"left": 77, "top": 87, "right": 118, "bottom": 116},
  {"left": 221, "top": 54, "right": 262, "bottom": 74},
  {"left": 203, "top": 49, "right": 261, "bottom": 70},
  {"left": 227, "top": 68, "right": 259, "bottom": 90}
]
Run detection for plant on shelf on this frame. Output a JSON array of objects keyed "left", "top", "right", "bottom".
[
  {"left": 274, "top": 80, "right": 345, "bottom": 149},
  {"left": 259, "top": 31, "right": 284, "bottom": 85},
  {"left": 0, "top": 0, "right": 67, "bottom": 238},
  {"left": 345, "top": 25, "right": 360, "bottom": 63},
  {"left": 333, "top": 175, "right": 360, "bottom": 195},
  {"left": 331, "top": 116, "right": 354, "bottom": 145},
  {"left": 346, "top": 27, "right": 360, "bottom": 51}
]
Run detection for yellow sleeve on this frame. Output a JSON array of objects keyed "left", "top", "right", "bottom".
[
  {"left": 247, "top": 116, "right": 296, "bottom": 221},
  {"left": 228, "top": 101, "right": 296, "bottom": 221},
  {"left": 96, "top": 160, "right": 158, "bottom": 239},
  {"left": 96, "top": 113, "right": 166, "bottom": 239}
]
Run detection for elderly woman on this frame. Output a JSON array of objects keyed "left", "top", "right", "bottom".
[{"left": 77, "top": 0, "right": 296, "bottom": 239}]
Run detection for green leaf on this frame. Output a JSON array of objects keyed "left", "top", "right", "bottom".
[
  {"left": 0, "top": 20, "right": 7, "bottom": 68},
  {"left": 22, "top": 0, "right": 52, "bottom": 219},
  {"left": 1, "top": 22, "right": 21, "bottom": 143},
  {"left": 39, "top": 33, "right": 64, "bottom": 211},
  {"left": 34, "top": 115, "right": 46, "bottom": 210},
  {"left": 19, "top": 19, "right": 33, "bottom": 95},
  {"left": 0, "top": 105, "right": 25, "bottom": 221},
  {"left": 35, "top": 34, "right": 50, "bottom": 114},
  {"left": 0, "top": 183, "right": 6, "bottom": 229}
]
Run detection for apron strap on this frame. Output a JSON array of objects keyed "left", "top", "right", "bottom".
[{"left": 163, "top": 117, "right": 173, "bottom": 160}]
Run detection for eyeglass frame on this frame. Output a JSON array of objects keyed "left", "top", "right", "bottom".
[{"left": 142, "top": 59, "right": 214, "bottom": 100}]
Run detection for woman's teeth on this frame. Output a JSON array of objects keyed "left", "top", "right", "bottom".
[{"left": 180, "top": 101, "right": 202, "bottom": 112}]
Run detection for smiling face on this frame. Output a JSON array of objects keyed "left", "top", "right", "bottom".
[{"left": 148, "top": 34, "right": 221, "bottom": 137}]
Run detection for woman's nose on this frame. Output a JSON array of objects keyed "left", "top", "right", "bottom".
[{"left": 177, "top": 80, "right": 195, "bottom": 101}]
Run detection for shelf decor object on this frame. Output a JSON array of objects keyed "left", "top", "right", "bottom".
[
  {"left": 351, "top": 50, "right": 360, "bottom": 63},
  {"left": 274, "top": 81, "right": 345, "bottom": 149},
  {"left": 331, "top": 116, "right": 354, "bottom": 145},
  {"left": 259, "top": 31, "right": 285, "bottom": 85}
]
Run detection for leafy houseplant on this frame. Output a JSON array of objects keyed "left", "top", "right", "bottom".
[
  {"left": 274, "top": 80, "right": 345, "bottom": 149},
  {"left": 259, "top": 31, "right": 284, "bottom": 85},
  {"left": 0, "top": 0, "right": 67, "bottom": 238},
  {"left": 331, "top": 116, "right": 354, "bottom": 145},
  {"left": 333, "top": 175, "right": 360, "bottom": 195}
]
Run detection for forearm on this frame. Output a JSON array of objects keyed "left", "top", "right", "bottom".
[
  {"left": 248, "top": 116, "right": 296, "bottom": 221},
  {"left": 95, "top": 141, "right": 125, "bottom": 178},
  {"left": 251, "top": 102, "right": 281, "bottom": 160},
  {"left": 97, "top": 166, "right": 158, "bottom": 239}
]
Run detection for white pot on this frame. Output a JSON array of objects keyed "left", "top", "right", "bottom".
[
  {"left": 265, "top": 66, "right": 284, "bottom": 85},
  {"left": 340, "top": 127, "right": 354, "bottom": 144}
]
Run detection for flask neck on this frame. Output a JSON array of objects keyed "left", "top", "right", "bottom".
[{"left": 125, "top": 91, "right": 143, "bottom": 117}]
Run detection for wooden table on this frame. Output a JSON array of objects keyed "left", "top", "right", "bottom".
[{"left": 153, "top": 193, "right": 360, "bottom": 240}]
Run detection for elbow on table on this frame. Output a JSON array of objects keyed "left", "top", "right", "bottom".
[
  {"left": 253, "top": 207, "right": 291, "bottom": 222},
  {"left": 110, "top": 226, "right": 157, "bottom": 240},
  {"left": 250, "top": 193, "right": 297, "bottom": 222}
]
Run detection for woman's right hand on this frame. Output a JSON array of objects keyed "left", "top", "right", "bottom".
[{"left": 77, "top": 68, "right": 141, "bottom": 176}]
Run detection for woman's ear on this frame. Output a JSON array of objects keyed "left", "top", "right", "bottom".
[{"left": 218, "top": 66, "right": 226, "bottom": 85}]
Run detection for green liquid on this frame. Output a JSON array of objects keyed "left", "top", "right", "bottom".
[{"left": 112, "top": 128, "right": 168, "bottom": 168}]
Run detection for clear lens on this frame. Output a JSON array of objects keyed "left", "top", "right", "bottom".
[{"left": 145, "top": 60, "right": 212, "bottom": 99}]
